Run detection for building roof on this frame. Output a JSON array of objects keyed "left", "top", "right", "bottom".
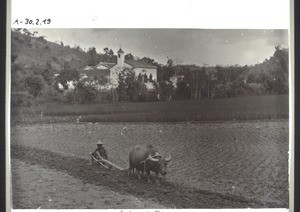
[
  {"left": 81, "top": 68, "right": 110, "bottom": 77},
  {"left": 82, "top": 56, "right": 157, "bottom": 71},
  {"left": 117, "top": 48, "right": 124, "bottom": 53},
  {"left": 98, "top": 62, "right": 116, "bottom": 69},
  {"left": 124, "top": 59, "right": 157, "bottom": 69}
]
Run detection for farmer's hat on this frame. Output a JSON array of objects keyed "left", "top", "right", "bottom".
[{"left": 97, "top": 140, "right": 104, "bottom": 145}]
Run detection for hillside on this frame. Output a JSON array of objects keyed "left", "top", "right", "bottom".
[{"left": 11, "top": 30, "right": 89, "bottom": 72}]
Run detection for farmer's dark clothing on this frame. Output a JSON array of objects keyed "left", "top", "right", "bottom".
[{"left": 91, "top": 146, "right": 108, "bottom": 160}]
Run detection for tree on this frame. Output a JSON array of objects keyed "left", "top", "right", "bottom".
[
  {"left": 159, "top": 64, "right": 175, "bottom": 81},
  {"left": 116, "top": 68, "right": 148, "bottom": 102},
  {"left": 74, "top": 45, "right": 84, "bottom": 52},
  {"left": 11, "top": 63, "right": 26, "bottom": 92},
  {"left": 93, "top": 75, "right": 109, "bottom": 86},
  {"left": 42, "top": 62, "right": 54, "bottom": 85},
  {"left": 42, "top": 86, "right": 64, "bottom": 103},
  {"left": 273, "top": 45, "right": 289, "bottom": 73},
  {"left": 257, "top": 72, "right": 274, "bottom": 94},
  {"left": 116, "top": 71, "right": 130, "bottom": 101},
  {"left": 247, "top": 73, "right": 256, "bottom": 83},
  {"left": 22, "top": 28, "right": 32, "bottom": 37},
  {"left": 24, "top": 75, "right": 46, "bottom": 97},
  {"left": 176, "top": 80, "right": 190, "bottom": 99},
  {"left": 103, "top": 47, "right": 115, "bottom": 62},
  {"left": 37, "top": 36, "right": 46, "bottom": 42},
  {"left": 71, "top": 79, "right": 98, "bottom": 104},
  {"left": 167, "top": 59, "right": 174, "bottom": 67},
  {"left": 13, "top": 28, "right": 22, "bottom": 32},
  {"left": 142, "top": 57, "right": 157, "bottom": 65},
  {"left": 154, "top": 80, "right": 174, "bottom": 101},
  {"left": 87, "top": 47, "right": 98, "bottom": 66},
  {"left": 125, "top": 53, "right": 134, "bottom": 60},
  {"left": 272, "top": 46, "right": 289, "bottom": 94},
  {"left": 104, "top": 47, "right": 114, "bottom": 56},
  {"left": 249, "top": 46, "right": 289, "bottom": 95},
  {"left": 32, "top": 31, "right": 38, "bottom": 37},
  {"left": 168, "top": 64, "right": 207, "bottom": 99}
]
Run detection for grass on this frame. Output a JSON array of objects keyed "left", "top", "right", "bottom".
[{"left": 11, "top": 95, "right": 289, "bottom": 124}]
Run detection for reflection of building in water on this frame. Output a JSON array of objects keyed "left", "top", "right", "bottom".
[{"left": 81, "top": 48, "right": 157, "bottom": 90}]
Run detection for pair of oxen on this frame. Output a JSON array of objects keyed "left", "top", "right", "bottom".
[{"left": 128, "top": 145, "right": 172, "bottom": 184}]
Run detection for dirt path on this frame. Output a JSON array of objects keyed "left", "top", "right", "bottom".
[
  {"left": 11, "top": 158, "right": 166, "bottom": 209},
  {"left": 11, "top": 120, "right": 289, "bottom": 208}
]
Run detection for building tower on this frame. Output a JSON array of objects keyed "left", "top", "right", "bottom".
[{"left": 117, "top": 48, "right": 125, "bottom": 67}]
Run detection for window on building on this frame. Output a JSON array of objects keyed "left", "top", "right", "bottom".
[{"left": 118, "top": 54, "right": 121, "bottom": 58}]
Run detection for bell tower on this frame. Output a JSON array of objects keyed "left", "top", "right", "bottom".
[{"left": 117, "top": 48, "right": 125, "bottom": 67}]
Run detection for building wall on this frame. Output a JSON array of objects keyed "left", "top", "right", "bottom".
[
  {"left": 109, "top": 65, "right": 157, "bottom": 90},
  {"left": 117, "top": 53, "right": 125, "bottom": 67},
  {"left": 110, "top": 63, "right": 132, "bottom": 85},
  {"left": 133, "top": 68, "right": 157, "bottom": 82}
]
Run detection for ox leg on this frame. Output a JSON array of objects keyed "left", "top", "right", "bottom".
[
  {"left": 128, "top": 167, "right": 131, "bottom": 176},
  {"left": 137, "top": 170, "right": 141, "bottom": 180},
  {"left": 155, "top": 172, "right": 161, "bottom": 186},
  {"left": 128, "top": 166, "right": 134, "bottom": 176},
  {"left": 146, "top": 171, "right": 151, "bottom": 183}
]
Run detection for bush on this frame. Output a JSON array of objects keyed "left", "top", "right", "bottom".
[
  {"left": 154, "top": 80, "right": 174, "bottom": 101},
  {"left": 95, "top": 92, "right": 113, "bottom": 103},
  {"left": 116, "top": 69, "right": 149, "bottom": 102},
  {"left": 63, "top": 81, "right": 98, "bottom": 104},
  {"left": 11, "top": 92, "right": 34, "bottom": 107},
  {"left": 42, "top": 86, "right": 64, "bottom": 102},
  {"left": 24, "top": 74, "right": 46, "bottom": 97}
]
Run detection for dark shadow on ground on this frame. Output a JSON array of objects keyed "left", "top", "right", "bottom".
[{"left": 11, "top": 145, "right": 275, "bottom": 208}]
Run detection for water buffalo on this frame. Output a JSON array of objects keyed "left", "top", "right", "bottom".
[{"left": 128, "top": 145, "right": 172, "bottom": 184}]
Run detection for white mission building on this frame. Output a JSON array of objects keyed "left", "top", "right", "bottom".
[{"left": 81, "top": 48, "right": 158, "bottom": 89}]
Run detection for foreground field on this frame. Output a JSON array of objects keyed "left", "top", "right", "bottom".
[
  {"left": 11, "top": 95, "right": 288, "bottom": 124},
  {"left": 12, "top": 159, "right": 166, "bottom": 209},
  {"left": 11, "top": 120, "right": 289, "bottom": 208}
]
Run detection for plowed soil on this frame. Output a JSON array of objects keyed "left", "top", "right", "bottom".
[{"left": 10, "top": 120, "right": 289, "bottom": 209}]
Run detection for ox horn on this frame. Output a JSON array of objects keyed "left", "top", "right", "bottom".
[
  {"left": 164, "top": 154, "right": 172, "bottom": 162},
  {"left": 148, "top": 154, "right": 159, "bottom": 162}
]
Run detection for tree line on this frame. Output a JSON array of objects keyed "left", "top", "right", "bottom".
[
  {"left": 115, "top": 46, "right": 288, "bottom": 102},
  {"left": 11, "top": 45, "right": 288, "bottom": 106}
]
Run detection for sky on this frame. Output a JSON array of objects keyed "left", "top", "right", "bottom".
[{"left": 28, "top": 29, "right": 288, "bottom": 66}]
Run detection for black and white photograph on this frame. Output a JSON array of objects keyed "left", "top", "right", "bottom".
[{"left": 9, "top": 28, "right": 290, "bottom": 210}]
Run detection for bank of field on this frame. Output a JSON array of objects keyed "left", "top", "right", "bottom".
[{"left": 11, "top": 95, "right": 288, "bottom": 124}]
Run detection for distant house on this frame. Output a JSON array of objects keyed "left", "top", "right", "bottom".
[{"left": 80, "top": 48, "right": 157, "bottom": 89}]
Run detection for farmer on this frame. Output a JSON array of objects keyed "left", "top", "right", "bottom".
[{"left": 90, "top": 140, "right": 108, "bottom": 164}]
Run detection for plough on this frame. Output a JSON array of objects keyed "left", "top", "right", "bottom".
[{"left": 90, "top": 154, "right": 124, "bottom": 171}]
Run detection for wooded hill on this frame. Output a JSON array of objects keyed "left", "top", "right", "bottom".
[{"left": 11, "top": 30, "right": 89, "bottom": 73}]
